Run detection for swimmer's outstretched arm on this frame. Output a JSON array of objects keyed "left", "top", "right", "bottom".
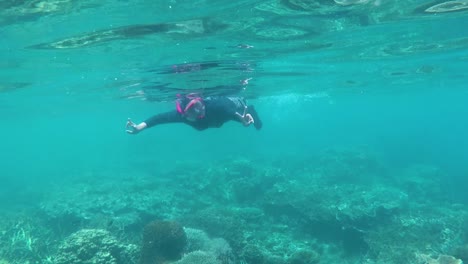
[{"left": 126, "top": 111, "right": 183, "bottom": 134}]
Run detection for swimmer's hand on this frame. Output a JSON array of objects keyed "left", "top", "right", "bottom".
[
  {"left": 235, "top": 106, "right": 254, "bottom": 127},
  {"left": 243, "top": 113, "right": 254, "bottom": 126},
  {"left": 126, "top": 118, "right": 146, "bottom": 134}
]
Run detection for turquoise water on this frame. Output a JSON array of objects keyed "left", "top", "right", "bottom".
[{"left": 1, "top": 0, "right": 468, "bottom": 263}]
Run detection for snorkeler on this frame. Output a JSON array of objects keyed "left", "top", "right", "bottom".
[{"left": 126, "top": 94, "right": 262, "bottom": 134}]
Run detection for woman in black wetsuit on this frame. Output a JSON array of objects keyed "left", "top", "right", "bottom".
[{"left": 126, "top": 94, "right": 262, "bottom": 134}]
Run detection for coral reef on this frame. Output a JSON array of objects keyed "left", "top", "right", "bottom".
[
  {"left": 241, "top": 244, "right": 265, "bottom": 264},
  {"left": 287, "top": 249, "right": 320, "bottom": 264},
  {"left": 415, "top": 253, "right": 463, "bottom": 264},
  {"left": 3, "top": 150, "right": 468, "bottom": 264},
  {"left": 53, "top": 229, "right": 138, "bottom": 264},
  {"left": 0, "top": 214, "right": 54, "bottom": 264},
  {"left": 174, "top": 251, "right": 219, "bottom": 264},
  {"left": 182, "top": 228, "right": 235, "bottom": 264},
  {"left": 453, "top": 244, "right": 468, "bottom": 263},
  {"left": 38, "top": 174, "right": 184, "bottom": 240},
  {"left": 140, "top": 220, "right": 187, "bottom": 264}
]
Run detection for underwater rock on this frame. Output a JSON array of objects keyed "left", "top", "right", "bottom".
[
  {"left": 425, "top": 0, "right": 468, "bottom": 13},
  {"left": 53, "top": 229, "right": 138, "bottom": 264}
]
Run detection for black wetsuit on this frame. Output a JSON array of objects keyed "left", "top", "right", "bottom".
[{"left": 144, "top": 96, "right": 262, "bottom": 131}]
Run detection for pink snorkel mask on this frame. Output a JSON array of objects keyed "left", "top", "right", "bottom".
[{"left": 176, "top": 94, "right": 205, "bottom": 119}]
